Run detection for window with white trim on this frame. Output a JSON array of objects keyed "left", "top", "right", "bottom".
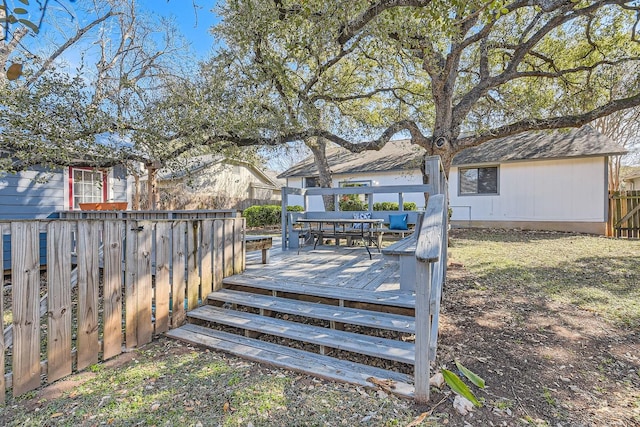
[
  {"left": 71, "top": 167, "right": 106, "bottom": 209},
  {"left": 459, "top": 166, "right": 498, "bottom": 195}
]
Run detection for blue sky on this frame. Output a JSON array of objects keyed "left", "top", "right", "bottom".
[{"left": 137, "top": 0, "right": 220, "bottom": 58}]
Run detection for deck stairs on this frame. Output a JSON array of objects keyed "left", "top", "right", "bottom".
[{"left": 166, "top": 275, "right": 418, "bottom": 398}]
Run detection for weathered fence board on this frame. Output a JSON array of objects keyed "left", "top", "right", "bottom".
[
  {"left": 0, "top": 226, "right": 4, "bottom": 403},
  {"left": 186, "top": 222, "right": 200, "bottom": 311},
  {"left": 234, "top": 218, "right": 244, "bottom": 274},
  {"left": 2, "top": 215, "right": 245, "bottom": 397},
  {"left": 224, "top": 221, "right": 234, "bottom": 277},
  {"left": 46, "top": 221, "right": 72, "bottom": 383},
  {"left": 11, "top": 222, "right": 41, "bottom": 396},
  {"left": 136, "top": 222, "right": 154, "bottom": 346},
  {"left": 103, "top": 221, "right": 123, "bottom": 360},
  {"left": 200, "top": 220, "right": 213, "bottom": 297},
  {"left": 76, "top": 221, "right": 100, "bottom": 371},
  {"left": 154, "top": 223, "right": 171, "bottom": 333},
  {"left": 125, "top": 222, "right": 139, "bottom": 349},
  {"left": 172, "top": 221, "right": 187, "bottom": 327},
  {"left": 213, "top": 220, "right": 224, "bottom": 292},
  {"left": 609, "top": 190, "right": 640, "bottom": 238}
]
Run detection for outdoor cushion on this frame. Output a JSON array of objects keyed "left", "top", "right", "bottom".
[
  {"left": 389, "top": 213, "right": 408, "bottom": 230},
  {"left": 352, "top": 212, "right": 371, "bottom": 229}
]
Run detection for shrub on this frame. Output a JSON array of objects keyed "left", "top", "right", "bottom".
[
  {"left": 243, "top": 205, "right": 282, "bottom": 227},
  {"left": 339, "top": 197, "right": 368, "bottom": 211},
  {"left": 373, "top": 202, "right": 418, "bottom": 211},
  {"left": 243, "top": 205, "right": 305, "bottom": 227}
]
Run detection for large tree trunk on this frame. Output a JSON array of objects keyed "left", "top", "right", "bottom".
[{"left": 306, "top": 137, "right": 335, "bottom": 211}]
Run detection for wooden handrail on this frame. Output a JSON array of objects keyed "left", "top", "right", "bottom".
[{"left": 415, "top": 194, "right": 445, "bottom": 263}]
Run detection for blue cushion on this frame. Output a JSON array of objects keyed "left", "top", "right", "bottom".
[
  {"left": 389, "top": 213, "right": 408, "bottom": 230},
  {"left": 352, "top": 212, "right": 371, "bottom": 229}
]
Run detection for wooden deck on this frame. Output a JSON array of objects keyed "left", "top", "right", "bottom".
[
  {"left": 244, "top": 236, "right": 405, "bottom": 292},
  {"left": 168, "top": 236, "right": 419, "bottom": 398}
]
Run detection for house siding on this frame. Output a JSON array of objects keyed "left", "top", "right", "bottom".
[
  {"left": 0, "top": 167, "right": 66, "bottom": 219},
  {"left": 450, "top": 157, "right": 608, "bottom": 232},
  {"left": 2, "top": 165, "right": 130, "bottom": 270}
]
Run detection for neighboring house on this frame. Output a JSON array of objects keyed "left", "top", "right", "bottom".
[
  {"left": 0, "top": 162, "right": 131, "bottom": 220},
  {"left": 279, "top": 126, "right": 625, "bottom": 234},
  {"left": 156, "top": 155, "right": 282, "bottom": 210},
  {"left": 621, "top": 167, "right": 640, "bottom": 190},
  {"left": 278, "top": 140, "right": 426, "bottom": 211}
]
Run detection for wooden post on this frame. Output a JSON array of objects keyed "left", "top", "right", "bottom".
[
  {"left": 233, "top": 217, "right": 244, "bottom": 274},
  {"left": 46, "top": 221, "right": 72, "bottom": 382},
  {"left": 223, "top": 220, "right": 234, "bottom": 277},
  {"left": 414, "top": 259, "right": 433, "bottom": 403}
]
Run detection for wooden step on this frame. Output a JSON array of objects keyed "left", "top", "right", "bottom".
[
  {"left": 207, "top": 289, "right": 415, "bottom": 334},
  {"left": 166, "top": 324, "right": 414, "bottom": 398},
  {"left": 187, "top": 305, "right": 415, "bottom": 365},
  {"left": 222, "top": 276, "right": 415, "bottom": 309}
]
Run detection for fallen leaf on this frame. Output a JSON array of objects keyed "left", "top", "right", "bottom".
[
  {"left": 50, "top": 412, "right": 64, "bottom": 418},
  {"left": 150, "top": 403, "right": 160, "bottom": 411},
  {"left": 366, "top": 377, "right": 397, "bottom": 392},
  {"left": 405, "top": 411, "right": 429, "bottom": 427}
]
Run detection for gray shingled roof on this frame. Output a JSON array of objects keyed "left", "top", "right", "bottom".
[
  {"left": 278, "top": 126, "right": 625, "bottom": 178},
  {"left": 451, "top": 126, "right": 626, "bottom": 166},
  {"left": 277, "top": 140, "right": 424, "bottom": 178}
]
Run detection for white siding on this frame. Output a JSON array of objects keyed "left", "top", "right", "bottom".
[{"left": 450, "top": 157, "right": 607, "bottom": 222}]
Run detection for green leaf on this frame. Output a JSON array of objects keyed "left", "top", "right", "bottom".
[
  {"left": 13, "top": 7, "right": 28, "bottom": 14},
  {"left": 19, "top": 18, "right": 39, "bottom": 33},
  {"left": 7, "top": 14, "right": 18, "bottom": 24},
  {"left": 18, "top": 0, "right": 30, "bottom": 5},
  {"left": 455, "top": 360, "right": 485, "bottom": 389},
  {"left": 441, "top": 368, "right": 481, "bottom": 407}
]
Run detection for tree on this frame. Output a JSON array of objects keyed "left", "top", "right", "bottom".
[
  {"left": 0, "top": 0, "right": 191, "bottom": 208},
  {"left": 185, "top": 0, "right": 640, "bottom": 185}
]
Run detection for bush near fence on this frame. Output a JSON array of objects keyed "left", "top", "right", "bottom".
[{"left": 243, "top": 205, "right": 304, "bottom": 227}]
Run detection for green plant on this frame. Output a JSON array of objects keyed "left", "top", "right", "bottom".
[
  {"left": 372, "top": 202, "right": 417, "bottom": 211},
  {"left": 441, "top": 360, "right": 486, "bottom": 407},
  {"left": 339, "top": 195, "right": 367, "bottom": 211},
  {"left": 242, "top": 205, "right": 282, "bottom": 227},
  {"left": 286, "top": 205, "right": 304, "bottom": 212}
]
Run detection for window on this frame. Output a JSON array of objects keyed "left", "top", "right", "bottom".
[
  {"left": 459, "top": 166, "right": 498, "bottom": 195},
  {"left": 70, "top": 167, "right": 107, "bottom": 209},
  {"left": 304, "top": 177, "right": 319, "bottom": 188},
  {"left": 339, "top": 180, "right": 371, "bottom": 188}
]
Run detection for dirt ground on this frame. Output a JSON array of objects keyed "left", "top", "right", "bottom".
[{"left": 429, "top": 230, "right": 640, "bottom": 426}]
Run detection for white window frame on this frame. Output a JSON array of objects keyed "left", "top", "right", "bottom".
[
  {"left": 459, "top": 166, "right": 499, "bottom": 195},
  {"left": 70, "top": 167, "right": 107, "bottom": 209}
]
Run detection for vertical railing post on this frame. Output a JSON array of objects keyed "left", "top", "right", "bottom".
[{"left": 414, "top": 258, "right": 433, "bottom": 403}]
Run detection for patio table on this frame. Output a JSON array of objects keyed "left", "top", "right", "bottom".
[{"left": 296, "top": 218, "right": 384, "bottom": 259}]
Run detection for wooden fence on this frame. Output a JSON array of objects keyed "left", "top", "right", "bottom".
[
  {"left": 608, "top": 190, "right": 640, "bottom": 238},
  {"left": 1, "top": 215, "right": 245, "bottom": 401}
]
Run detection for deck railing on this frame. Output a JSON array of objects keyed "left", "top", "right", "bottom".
[{"left": 1, "top": 215, "right": 245, "bottom": 400}]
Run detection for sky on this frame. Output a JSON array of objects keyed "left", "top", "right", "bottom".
[{"left": 137, "top": 0, "right": 220, "bottom": 59}]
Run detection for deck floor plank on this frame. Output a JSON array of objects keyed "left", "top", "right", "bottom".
[
  {"left": 167, "top": 324, "right": 414, "bottom": 398},
  {"left": 207, "top": 289, "right": 415, "bottom": 333},
  {"left": 188, "top": 305, "right": 415, "bottom": 365}
]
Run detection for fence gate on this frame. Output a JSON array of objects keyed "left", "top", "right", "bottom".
[{"left": 608, "top": 190, "right": 640, "bottom": 238}]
